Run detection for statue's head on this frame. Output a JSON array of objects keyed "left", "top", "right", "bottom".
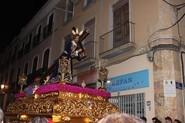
[
  {"left": 71, "top": 26, "right": 85, "bottom": 42},
  {"left": 73, "top": 34, "right": 80, "bottom": 42}
]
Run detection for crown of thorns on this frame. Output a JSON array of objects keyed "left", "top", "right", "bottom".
[{"left": 72, "top": 27, "right": 84, "bottom": 36}]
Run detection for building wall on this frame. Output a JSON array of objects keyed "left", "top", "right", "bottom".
[
  {"left": 0, "top": 0, "right": 184, "bottom": 122},
  {"left": 97, "top": 0, "right": 185, "bottom": 122},
  {"left": 107, "top": 54, "right": 154, "bottom": 121}
]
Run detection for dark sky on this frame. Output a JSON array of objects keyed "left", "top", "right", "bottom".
[{"left": 0, "top": 0, "right": 48, "bottom": 51}]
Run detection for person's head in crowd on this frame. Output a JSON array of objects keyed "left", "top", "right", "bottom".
[
  {"left": 156, "top": 120, "right": 162, "bottom": 123},
  {"left": 98, "top": 113, "right": 144, "bottom": 123},
  {"left": 174, "top": 119, "right": 181, "bottom": 123},
  {"left": 152, "top": 117, "right": 161, "bottom": 123},
  {"left": 140, "top": 116, "right": 147, "bottom": 123},
  {"left": 31, "top": 117, "right": 48, "bottom": 123},
  {"left": 152, "top": 117, "right": 158, "bottom": 123},
  {"left": 165, "top": 116, "right": 172, "bottom": 123}
]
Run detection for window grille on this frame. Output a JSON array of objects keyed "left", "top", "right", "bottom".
[{"left": 109, "top": 93, "right": 145, "bottom": 117}]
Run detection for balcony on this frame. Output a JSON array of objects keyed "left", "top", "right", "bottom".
[
  {"left": 99, "top": 21, "right": 135, "bottom": 59},
  {"left": 73, "top": 40, "right": 96, "bottom": 69},
  {"left": 43, "top": 24, "right": 53, "bottom": 39},
  {"left": 32, "top": 34, "right": 40, "bottom": 47}
]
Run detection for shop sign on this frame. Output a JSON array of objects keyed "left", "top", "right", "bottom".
[{"left": 107, "top": 69, "right": 149, "bottom": 92}]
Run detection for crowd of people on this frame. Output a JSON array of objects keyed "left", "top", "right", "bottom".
[
  {"left": 151, "top": 116, "right": 182, "bottom": 123},
  {"left": 97, "top": 113, "right": 182, "bottom": 123},
  {"left": 0, "top": 107, "right": 184, "bottom": 123}
]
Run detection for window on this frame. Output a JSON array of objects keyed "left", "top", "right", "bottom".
[
  {"left": 15, "top": 68, "right": 21, "bottom": 92},
  {"left": 24, "top": 34, "right": 32, "bottom": 54},
  {"left": 9, "top": 69, "right": 14, "bottom": 83},
  {"left": 109, "top": 93, "right": 145, "bottom": 117},
  {"left": 25, "top": 34, "right": 32, "bottom": 54},
  {"left": 13, "top": 46, "right": 17, "bottom": 60},
  {"left": 42, "top": 49, "right": 50, "bottom": 70},
  {"left": 48, "top": 14, "right": 53, "bottom": 34},
  {"left": 32, "top": 56, "right": 38, "bottom": 72},
  {"left": 0, "top": 76, "right": 3, "bottom": 83},
  {"left": 37, "top": 25, "right": 41, "bottom": 42},
  {"left": 33, "top": 26, "right": 41, "bottom": 47},
  {"left": 43, "top": 14, "right": 54, "bottom": 39},
  {"left": 22, "top": 43, "right": 25, "bottom": 55},
  {"left": 24, "top": 63, "right": 28, "bottom": 75},
  {"left": 84, "top": 0, "right": 94, "bottom": 7},
  {"left": 64, "top": 0, "right": 74, "bottom": 22},
  {"left": 5, "top": 72, "right": 8, "bottom": 82},
  {"left": 84, "top": 18, "right": 95, "bottom": 58},
  {"left": 16, "top": 68, "right": 20, "bottom": 82},
  {"left": 18, "top": 44, "right": 24, "bottom": 58},
  {"left": 113, "top": 0, "right": 129, "bottom": 47},
  {"left": 28, "top": 34, "right": 32, "bottom": 49},
  {"left": 0, "top": 96, "right": 3, "bottom": 108}
]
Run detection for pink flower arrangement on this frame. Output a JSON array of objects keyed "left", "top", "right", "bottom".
[
  {"left": 15, "top": 83, "right": 111, "bottom": 99},
  {"left": 36, "top": 83, "right": 110, "bottom": 98}
]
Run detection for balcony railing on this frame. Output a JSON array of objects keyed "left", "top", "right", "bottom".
[{"left": 99, "top": 21, "right": 135, "bottom": 58}]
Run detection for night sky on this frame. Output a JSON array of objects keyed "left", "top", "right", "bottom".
[{"left": 0, "top": 0, "right": 48, "bottom": 51}]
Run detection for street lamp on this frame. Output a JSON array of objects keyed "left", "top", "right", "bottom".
[{"left": 0, "top": 84, "right": 9, "bottom": 94}]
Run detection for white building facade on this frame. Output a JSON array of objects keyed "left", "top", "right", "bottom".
[{"left": 0, "top": 0, "right": 185, "bottom": 122}]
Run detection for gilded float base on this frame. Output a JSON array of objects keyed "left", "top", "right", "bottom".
[{"left": 6, "top": 91, "right": 118, "bottom": 122}]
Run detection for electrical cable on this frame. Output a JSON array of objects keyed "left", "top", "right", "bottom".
[
  {"left": 147, "top": 12, "right": 185, "bottom": 48},
  {"left": 162, "top": 0, "right": 185, "bottom": 7},
  {"left": 177, "top": 4, "right": 185, "bottom": 10}
]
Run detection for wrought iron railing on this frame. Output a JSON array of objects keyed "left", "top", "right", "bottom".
[
  {"left": 109, "top": 93, "right": 145, "bottom": 117},
  {"left": 99, "top": 21, "right": 135, "bottom": 54}
]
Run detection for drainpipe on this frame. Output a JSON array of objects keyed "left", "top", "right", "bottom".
[{"left": 180, "top": 51, "right": 185, "bottom": 122}]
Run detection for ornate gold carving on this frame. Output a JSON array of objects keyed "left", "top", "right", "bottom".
[
  {"left": 99, "top": 67, "right": 108, "bottom": 82},
  {"left": 6, "top": 91, "right": 118, "bottom": 122},
  {"left": 97, "top": 67, "right": 109, "bottom": 89},
  {"left": 18, "top": 74, "right": 27, "bottom": 92},
  {"left": 58, "top": 57, "right": 71, "bottom": 82},
  {"left": 59, "top": 92, "right": 105, "bottom": 101},
  {"left": 7, "top": 94, "right": 58, "bottom": 114},
  {"left": 54, "top": 92, "right": 118, "bottom": 121},
  {"left": 53, "top": 97, "right": 117, "bottom": 121}
]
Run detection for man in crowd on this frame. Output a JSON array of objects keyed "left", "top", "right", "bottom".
[{"left": 165, "top": 116, "right": 172, "bottom": 123}]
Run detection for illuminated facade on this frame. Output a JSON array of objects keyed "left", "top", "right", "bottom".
[{"left": 0, "top": 0, "right": 185, "bottom": 122}]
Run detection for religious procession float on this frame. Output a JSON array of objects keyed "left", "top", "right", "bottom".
[{"left": 5, "top": 27, "right": 118, "bottom": 123}]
